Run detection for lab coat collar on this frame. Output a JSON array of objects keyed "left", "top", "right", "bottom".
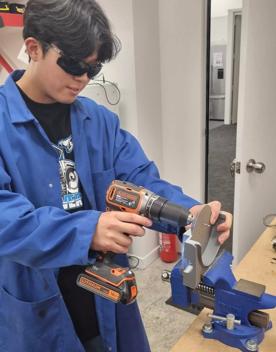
[{"left": 3, "top": 70, "right": 90, "bottom": 124}]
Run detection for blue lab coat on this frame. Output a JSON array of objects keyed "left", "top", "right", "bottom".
[{"left": 0, "top": 71, "right": 199, "bottom": 352}]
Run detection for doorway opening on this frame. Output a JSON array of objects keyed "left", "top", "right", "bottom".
[{"left": 205, "top": 0, "right": 243, "bottom": 253}]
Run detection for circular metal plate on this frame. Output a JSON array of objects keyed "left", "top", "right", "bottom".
[{"left": 191, "top": 205, "right": 221, "bottom": 267}]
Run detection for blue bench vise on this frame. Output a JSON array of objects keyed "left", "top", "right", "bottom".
[{"left": 162, "top": 205, "right": 276, "bottom": 351}]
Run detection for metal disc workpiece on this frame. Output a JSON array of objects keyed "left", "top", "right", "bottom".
[
  {"left": 182, "top": 205, "right": 224, "bottom": 289},
  {"left": 191, "top": 205, "right": 222, "bottom": 267}
]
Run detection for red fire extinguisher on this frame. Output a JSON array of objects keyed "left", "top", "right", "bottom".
[{"left": 159, "top": 233, "right": 178, "bottom": 263}]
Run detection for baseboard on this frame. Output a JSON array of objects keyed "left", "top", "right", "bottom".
[{"left": 128, "top": 245, "right": 160, "bottom": 269}]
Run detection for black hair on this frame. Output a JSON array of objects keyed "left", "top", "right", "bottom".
[{"left": 23, "top": 0, "right": 121, "bottom": 62}]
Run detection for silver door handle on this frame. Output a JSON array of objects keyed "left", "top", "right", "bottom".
[{"left": 246, "top": 159, "right": 265, "bottom": 174}]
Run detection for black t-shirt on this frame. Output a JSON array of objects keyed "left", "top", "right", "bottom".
[{"left": 17, "top": 85, "right": 100, "bottom": 343}]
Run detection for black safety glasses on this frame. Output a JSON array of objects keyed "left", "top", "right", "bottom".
[{"left": 50, "top": 44, "right": 102, "bottom": 79}]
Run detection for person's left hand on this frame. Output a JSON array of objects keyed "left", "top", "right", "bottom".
[{"left": 189, "top": 201, "right": 232, "bottom": 244}]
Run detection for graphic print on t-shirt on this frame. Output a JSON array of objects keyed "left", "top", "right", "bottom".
[{"left": 53, "top": 136, "right": 83, "bottom": 210}]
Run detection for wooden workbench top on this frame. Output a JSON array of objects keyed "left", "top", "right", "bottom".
[{"left": 170, "top": 226, "right": 276, "bottom": 352}]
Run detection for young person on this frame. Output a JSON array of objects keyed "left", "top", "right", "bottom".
[{"left": 0, "top": 1, "right": 232, "bottom": 351}]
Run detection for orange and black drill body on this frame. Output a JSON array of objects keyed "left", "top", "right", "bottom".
[{"left": 77, "top": 180, "right": 192, "bottom": 304}]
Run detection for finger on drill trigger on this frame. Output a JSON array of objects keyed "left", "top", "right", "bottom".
[
  {"left": 112, "top": 243, "right": 131, "bottom": 254},
  {"left": 122, "top": 222, "right": 146, "bottom": 237},
  {"left": 116, "top": 233, "right": 133, "bottom": 247},
  {"left": 116, "top": 211, "right": 153, "bottom": 228}
]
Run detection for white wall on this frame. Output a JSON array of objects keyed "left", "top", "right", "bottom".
[
  {"left": 98, "top": 0, "right": 163, "bottom": 170},
  {"left": 159, "top": 0, "right": 206, "bottom": 201},
  {"left": 0, "top": 27, "right": 26, "bottom": 82},
  {"left": 132, "top": 0, "right": 163, "bottom": 171},
  {"left": 0, "top": 0, "right": 27, "bottom": 80},
  {"left": 211, "top": 17, "right": 227, "bottom": 45},
  {"left": 212, "top": 0, "right": 243, "bottom": 17},
  {"left": 96, "top": 0, "right": 139, "bottom": 137}
]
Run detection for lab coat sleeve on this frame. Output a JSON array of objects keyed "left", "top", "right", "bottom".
[
  {"left": 0, "top": 156, "right": 100, "bottom": 269},
  {"left": 112, "top": 115, "right": 201, "bottom": 234}
]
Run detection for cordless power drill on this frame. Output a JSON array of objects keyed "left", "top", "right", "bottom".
[{"left": 76, "top": 180, "right": 193, "bottom": 304}]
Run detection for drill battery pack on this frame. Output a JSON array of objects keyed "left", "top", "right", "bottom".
[{"left": 77, "top": 259, "right": 138, "bottom": 304}]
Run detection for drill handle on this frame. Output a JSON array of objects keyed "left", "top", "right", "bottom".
[
  {"left": 96, "top": 252, "right": 115, "bottom": 265},
  {"left": 104, "top": 252, "right": 116, "bottom": 264}
]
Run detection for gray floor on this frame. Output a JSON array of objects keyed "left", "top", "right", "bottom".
[
  {"left": 208, "top": 121, "right": 236, "bottom": 214},
  {"left": 134, "top": 257, "right": 195, "bottom": 352},
  {"left": 134, "top": 121, "right": 237, "bottom": 351},
  {"left": 208, "top": 121, "right": 237, "bottom": 253},
  {"left": 209, "top": 120, "right": 224, "bottom": 130}
]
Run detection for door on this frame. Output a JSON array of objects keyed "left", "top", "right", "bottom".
[
  {"left": 230, "top": 13, "right": 242, "bottom": 124},
  {"left": 232, "top": 0, "right": 276, "bottom": 264}
]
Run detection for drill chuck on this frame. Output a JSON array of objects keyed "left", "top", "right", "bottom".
[{"left": 157, "top": 199, "right": 193, "bottom": 228}]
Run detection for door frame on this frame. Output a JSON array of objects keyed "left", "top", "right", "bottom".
[
  {"left": 204, "top": 0, "right": 211, "bottom": 203},
  {"left": 224, "top": 9, "right": 242, "bottom": 125}
]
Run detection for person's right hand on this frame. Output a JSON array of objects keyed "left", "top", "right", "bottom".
[{"left": 91, "top": 211, "right": 153, "bottom": 254}]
